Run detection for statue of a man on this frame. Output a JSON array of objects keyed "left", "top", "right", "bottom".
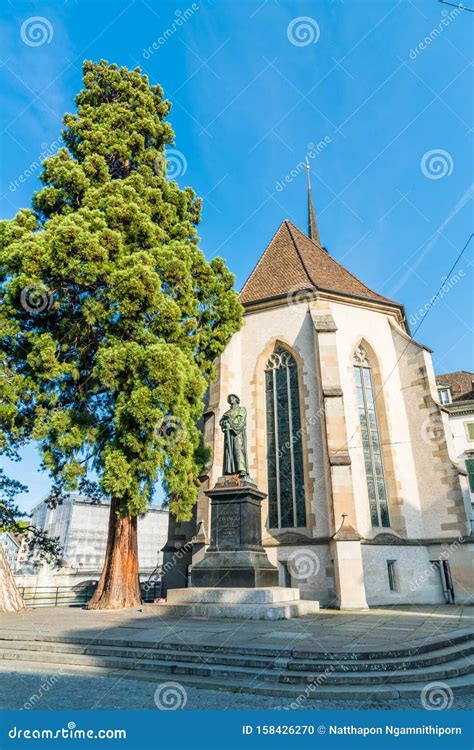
[{"left": 219, "top": 394, "right": 249, "bottom": 478}]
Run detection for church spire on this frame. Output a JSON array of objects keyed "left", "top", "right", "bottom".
[{"left": 306, "top": 158, "right": 320, "bottom": 245}]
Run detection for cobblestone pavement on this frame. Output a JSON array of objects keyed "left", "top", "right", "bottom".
[{"left": 0, "top": 669, "right": 473, "bottom": 710}]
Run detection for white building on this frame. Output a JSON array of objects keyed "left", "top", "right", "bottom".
[
  {"left": 436, "top": 371, "right": 474, "bottom": 530},
  {"left": 164, "top": 173, "right": 473, "bottom": 608},
  {"left": 30, "top": 495, "right": 169, "bottom": 575},
  {"left": 0, "top": 532, "right": 21, "bottom": 572}
]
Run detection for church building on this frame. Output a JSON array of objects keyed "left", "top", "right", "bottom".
[{"left": 163, "top": 166, "right": 473, "bottom": 609}]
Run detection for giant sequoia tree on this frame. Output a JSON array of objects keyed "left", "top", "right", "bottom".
[{"left": 0, "top": 61, "right": 242, "bottom": 609}]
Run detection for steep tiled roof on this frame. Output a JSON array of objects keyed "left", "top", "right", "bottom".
[
  {"left": 436, "top": 371, "right": 474, "bottom": 403},
  {"left": 239, "top": 220, "right": 400, "bottom": 307}
]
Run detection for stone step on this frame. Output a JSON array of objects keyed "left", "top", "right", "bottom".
[
  {"left": 288, "top": 642, "right": 474, "bottom": 672},
  {"left": 1, "top": 659, "right": 473, "bottom": 702},
  {"left": 152, "top": 600, "right": 319, "bottom": 620},
  {"left": 279, "top": 655, "right": 474, "bottom": 685},
  {"left": 2, "top": 628, "right": 472, "bottom": 661},
  {"left": 1, "top": 638, "right": 473, "bottom": 674},
  {"left": 166, "top": 587, "right": 302, "bottom": 605},
  {"left": 1, "top": 645, "right": 473, "bottom": 687},
  {"left": 0, "top": 640, "right": 278, "bottom": 671}
]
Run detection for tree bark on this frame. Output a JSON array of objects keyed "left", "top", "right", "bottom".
[
  {"left": 0, "top": 544, "right": 26, "bottom": 612},
  {"left": 86, "top": 498, "right": 141, "bottom": 610}
]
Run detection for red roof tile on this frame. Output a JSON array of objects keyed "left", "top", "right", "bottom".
[
  {"left": 436, "top": 371, "right": 474, "bottom": 403},
  {"left": 239, "top": 221, "right": 400, "bottom": 308}
]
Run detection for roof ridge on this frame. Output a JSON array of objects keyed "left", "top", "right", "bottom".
[
  {"left": 285, "top": 220, "right": 319, "bottom": 290},
  {"left": 287, "top": 220, "right": 395, "bottom": 305},
  {"left": 437, "top": 370, "right": 474, "bottom": 377},
  {"left": 239, "top": 221, "right": 290, "bottom": 296}
]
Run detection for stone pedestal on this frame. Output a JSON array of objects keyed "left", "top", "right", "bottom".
[
  {"left": 159, "top": 587, "right": 319, "bottom": 620},
  {"left": 191, "top": 479, "right": 279, "bottom": 588},
  {"left": 330, "top": 524, "right": 368, "bottom": 610}
]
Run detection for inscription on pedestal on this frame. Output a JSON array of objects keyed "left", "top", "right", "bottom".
[{"left": 216, "top": 505, "right": 241, "bottom": 546}]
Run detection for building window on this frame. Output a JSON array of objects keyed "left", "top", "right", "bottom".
[
  {"left": 438, "top": 387, "right": 452, "bottom": 405},
  {"left": 387, "top": 560, "right": 398, "bottom": 591},
  {"left": 465, "top": 422, "right": 474, "bottom": 442},
  {"left": 353, "top": 346, "right": 390, "bottom": 528},
  {"left": 465, "top": 456, "right": 474, "bottom": 493},
  {"left": 265, "top": 346, "right": 306, "bottom": 529}
]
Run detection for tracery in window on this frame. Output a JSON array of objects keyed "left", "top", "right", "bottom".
[
  {"left": 353, "top": 346, "right": 390, "bottom": 528},
  {"left": 265, "top": 347, "right": 306, "bottom": 529}
]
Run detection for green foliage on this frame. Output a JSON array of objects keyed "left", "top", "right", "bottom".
[{"left": 0, "top": 60, "right": 242, "bottom": 521}]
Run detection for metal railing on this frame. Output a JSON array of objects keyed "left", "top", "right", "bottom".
[{"left": 16, "top": 582, "right": 162, "bottom": 608}]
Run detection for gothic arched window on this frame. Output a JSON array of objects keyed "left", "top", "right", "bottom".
[
  {"left": 353, "top": 346, "right": 390, "bottom": 528},
  {"left": 265, "top": 346, "right": 306, "bottom": 529}
]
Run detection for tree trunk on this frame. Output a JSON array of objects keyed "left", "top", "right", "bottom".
[
  {"left": 0, "top": 544, "right": 26, "bottom": 612},
  {"left": 86, "top": 498, "right": 141, "bottom": 610}
]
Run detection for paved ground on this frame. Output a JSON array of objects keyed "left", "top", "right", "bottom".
[
  {"left": 0, "top": 669, "right": 472, "bottom": 711},
  {"left": 0, "top": 604, "right": 472, "bottom": 654},
  {"left": 1, "top": 605, "right": 473, "bottom": 711}
]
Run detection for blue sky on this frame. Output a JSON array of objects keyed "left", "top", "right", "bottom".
[{"left": 1, "top": 0, "right": 473, "bottom": 510}]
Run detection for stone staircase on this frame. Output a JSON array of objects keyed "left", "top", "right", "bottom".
[{"left": 0, "top": 630, "right": 473, "bottom": 701}]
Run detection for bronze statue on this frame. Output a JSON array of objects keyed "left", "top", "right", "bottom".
[{"left": 220, "top": 394, "right": 249, "bottom": 478}]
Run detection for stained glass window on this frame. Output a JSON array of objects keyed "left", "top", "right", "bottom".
[
  {"left": 353, "top": 346, "right": 390, "bottom": 528},
  {"left": 265, "top": 347, "right": 306, "bottom": 528}
]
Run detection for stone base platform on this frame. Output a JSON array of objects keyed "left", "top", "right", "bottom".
[{"left": 157, "top": 587, "right": 319, "bottom": 620}]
